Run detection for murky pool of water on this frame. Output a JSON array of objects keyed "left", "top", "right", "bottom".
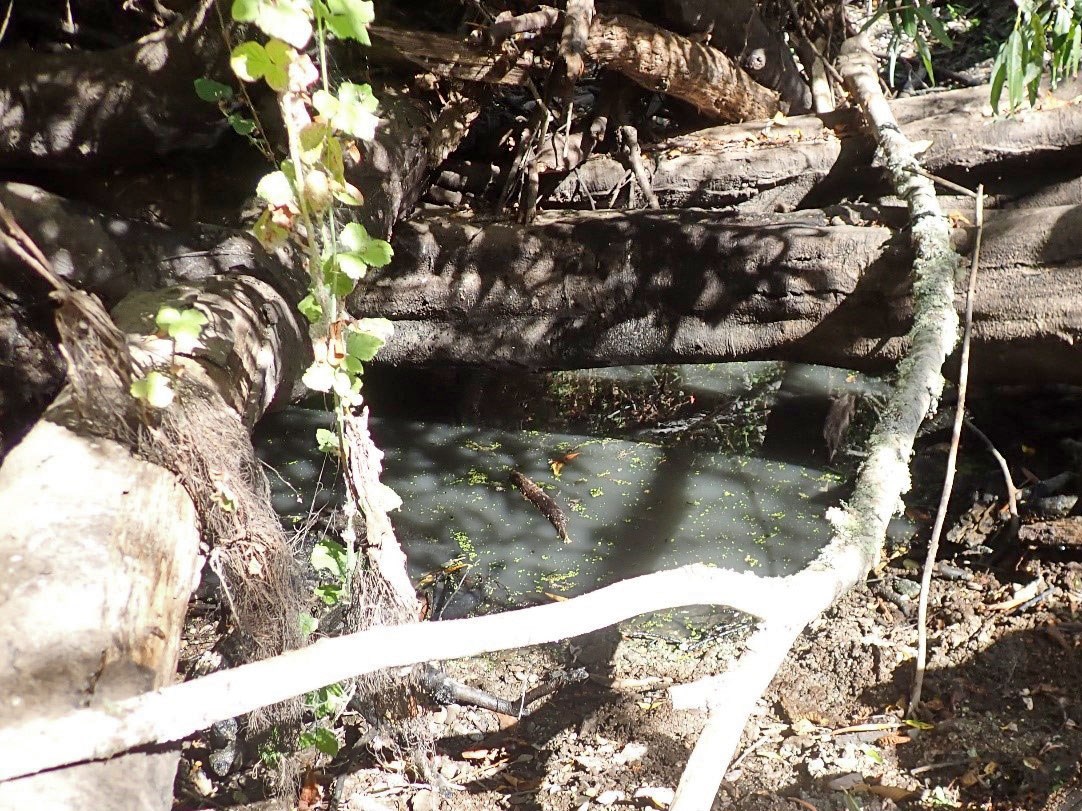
[{"left": 256, "top": 404, "right": 849, "bottom": 615}]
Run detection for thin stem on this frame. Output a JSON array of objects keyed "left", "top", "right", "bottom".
[{"left": 910, "top": 184, "right": 984, "bottom": 716}]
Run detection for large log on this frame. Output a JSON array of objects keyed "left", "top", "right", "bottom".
[
  {"left": 0, "top": 201, "right": 309, "bottom": 810},
  {"left": 0, "top": 0, "right": 228, "bottom": 170},
  {"left": 352, "top": 205, "right": 1082, "bottom": 382},
  {"left": 549, "top": 78, "right": 1082, "bottom": 211}
]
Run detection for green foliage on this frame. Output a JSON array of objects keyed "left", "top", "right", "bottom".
[
  {"left": 130, "top": 370, "right": 175, "bottom": 409},
  {"left": 297, "top": 725, "right": 340, "bottom": 756},
  {"left": 230, "top": 38, "right": 293, "bottom": 91},
  {"left": 311, "top": 537, "right": 356, "bottom": 605},
  {"left": 193, "top": 77, "right": 233, "bottom": 103},
  {"left": 315, "top": 427, "right": 340, "bottom": 454},
  {"left": 991, "top": 0, "right": 1082, "bottom": 112},
  {"left": 155, "top": 306, "right": 207, "bottom": 354},
  {"left": 232, "top": 0, "right": 313, "bottom": 48},
  {"left": 315, "top": 0, "right": 375, "bottom": 44},
  {"left": 868, "top": 0, "right": 953, "bottom": 86}
]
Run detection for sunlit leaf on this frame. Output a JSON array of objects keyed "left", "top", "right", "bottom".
[{"left": 130, "top": 371, "right": 175, "bottom": 409}]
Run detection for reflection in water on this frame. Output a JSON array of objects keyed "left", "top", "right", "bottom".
[{"left": 255, "top": 409, "right": 847, "bottom": 614}]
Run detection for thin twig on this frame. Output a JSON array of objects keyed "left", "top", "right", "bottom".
[
  {"left": 910, "top": 184, "right": 984, "bottom": 715},
  {"left": 0, "top": 203, "right": 66, "bottom": 291},
  {"left": 964, "top": 418, "right": 1019, "bottom": 517},
  {"left": 911, "top": 167, "right": 980, "bottom": 199}
]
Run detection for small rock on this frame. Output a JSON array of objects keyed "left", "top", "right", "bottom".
[
  {"left": 634, "top": 786, "right": 675, "bottom": 808},
  {"left": 410, "top": 789, "right": 440, "bottom": 811},
  {"left": 597, "top": 789, "right": 625, "bottom": 805}
]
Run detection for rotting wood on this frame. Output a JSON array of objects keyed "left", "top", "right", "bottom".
[
  {"left": 550, "top": 76, "right": 1082, "bottom": 211},
  {"left": 371, "top": 14, "right": 778, "bottom": 123},
  {"left": 510, "top": 470, "right": 571, "bottom": 543}
]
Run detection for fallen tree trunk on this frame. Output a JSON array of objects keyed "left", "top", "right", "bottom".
[
  {"left": 0, "top": 205, "right": 308, "bottom": 809},
  {"left": 0, "top": 0, "right": 229, "bottom": 170},
  {"left": 354, "top": 205, "right": 1082, "bottom": 382},
  {"left": 547, "top": 77, "right": 1082, "bottom": 211}
]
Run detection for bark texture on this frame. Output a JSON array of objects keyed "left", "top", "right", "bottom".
[
  {"left": 351, "top": 206, "right": 1082, "bottom": 382},
  {"left": 0, "top": 0, "right": 228, "bottom": 170},
  {"left": 550, "top": 78, "right": 1082, "bottom": 211}
]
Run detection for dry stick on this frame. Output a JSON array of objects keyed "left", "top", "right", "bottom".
[
  {"left": 909, "top": 184, "right": 985, "bottom": 715},
  {"left": 559, "top": 0, "right": 594, "bottom": 82},
  {"left": 668, "top": 35, "right": 964, "bottom": 809},
  {"left": 964, "top": 418, "right": 1019, "bottom": 517},
  {"left": 0, "top": 564, "right": 791, "bottom": 782},
  {"left": 489, "top": 5, "right": 559, "bottom": 43},
  {"left": 619, "top": 125, "right": 660, "bottom": 210}
]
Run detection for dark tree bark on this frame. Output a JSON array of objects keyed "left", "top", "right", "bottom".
[
  {"left": 549, "top": 78, "right": 1082, "bottom": 212},
  {"left": 351, "top": 205, "right": 1082, "bottom": 383},
  {"left": 0, "top": 0, "right": 230, "bottom": 170}
]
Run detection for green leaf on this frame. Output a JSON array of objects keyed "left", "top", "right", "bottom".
[
  {"left": 914, "top": 4, "right": 951, "bottom": 48},
  {"left": 336, "top": 221, "right": 393, "bottom": 267},
  {"left": 298, "top": 294, "right": 323, "bottom": 323},
  {"left": 298, "top": 726, "right": 340, "bottom": 757},
  {"left": 345, "top": 317, "right": 393, "bottom": 361},
  {"left": 312, "top": 88, "right": 339, "bottom": 120},
  {"left": 311, "top": 538, "right": 348, "bottom": 575},
  {"left": 252, "top": 0, "right": 312, "bottom": 49},
  {"left": 299, "top": 122, "right": 330, "bottom": 164},
  {"left": 324, "top": 268, "right": 356, "bottom": 298},
  {"left": 338, "top": 221, "right": 372, "bottom": 252},
  {"left": 299, "top": 611, "right": 318, "bottom": 637},
  {"left": 333, "top": 82, "right": 379, "bottom": 140},
  {"left": 1007, "top": 29, "right": 1024, "bottom": 111},
  {"left": 316, "top": 0, "right": 374, "bottom": 44},
  {"left": 335, "top": 252, "right": 368, "bottom": 281},
  {"left": 230, "top": 41, "right": 270, "bottom": 84},
  {"left": 360, "top": 238, "right": 392, "bottom": 267},
  {"left": 302, "top": 361, "right": 336, "bottom": 392},
  {"left": 228, "top": 114, "right": 256, "bottom": 135},
  {"left": 252, "top": 208, "right": 289, "bottom": 248},
  {"left": 161, "top": 307, "right": 207, "bottom": 353},
  {"left": 256, "top": 170, "right": 296, "bottom": 207},
  {"left": 332, "top": 181, "right": 364, "bottom": 206},
  {"left": 194, "top": 77, "right": 234, "bottom": 103},
  {"left": 332, "top": 369, "right": 355, "bottom": 398},
  {"left": 314, "top": 583, "right": 343, "bottom": 605},
  {"left": 230, "top": 39, "right": 291, "bottom": 91},
  {"left": 130, "top": 371, "right": 175, "bottom": 409},
  {"left": 231, "top": 0, "right": 259, "bottom": 22},
  {"left": 315, "top": 427, "right": 340, "bottom": 454},
  {"left": 990, "top": 48, "right": 1008, "bottom": 112}
]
